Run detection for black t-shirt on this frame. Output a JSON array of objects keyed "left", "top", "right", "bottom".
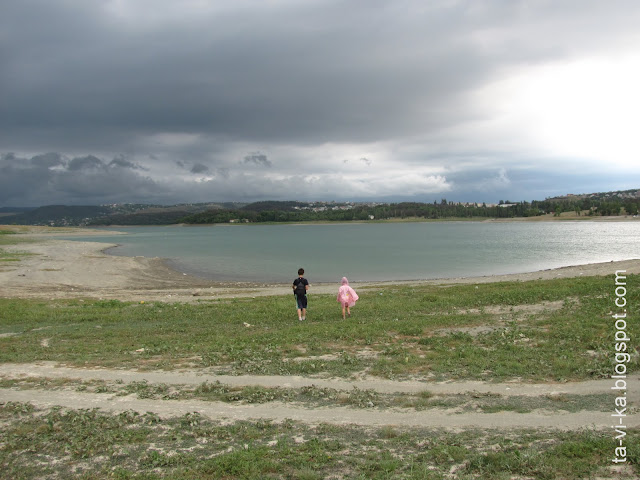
[{"left": 293, "top": 277, "right": 308, "bottom": 296}]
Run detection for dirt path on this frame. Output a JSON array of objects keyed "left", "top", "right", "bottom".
[
  {"left": 2, "top": 388, "right": 624, "bottom": 430},
  {"left": 2, "top": 362, "right": 637, "bottom": 397},
  {"left": 1, "top": 363, "right": 636, "bottom": 430}
]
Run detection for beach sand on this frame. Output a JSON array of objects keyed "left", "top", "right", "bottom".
[{"left": 1, "top": 226, "right": 638, "bottom": 302}]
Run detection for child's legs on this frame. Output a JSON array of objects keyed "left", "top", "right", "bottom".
[
  {"left": 296, "top": 296, "right": 303, "bottom": 318},
  {"left": 297, "top": 295, "right": 307, "bottom": 319}
]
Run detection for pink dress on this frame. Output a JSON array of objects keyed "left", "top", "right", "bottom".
[{"left": 337, "top": 281, "right": 359, "bottom": 307}]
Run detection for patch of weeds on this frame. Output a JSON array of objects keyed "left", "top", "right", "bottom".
[
  {"left": 342, "top": 387, "right": 379, "bottom": 408},
  {"left": 0, "top": 249, "right": 34, "bottom": 262},
  {"left": 120, "top": 380, "right": 175, "bottom": 399},
  {"left": 0, "top": 232, "right": 32, "bottom": 246},
  {"left": 0, "top": 401, "right": 36, "bottom": 417},
  {"left": 224, "top": 385, "right": 290, "bottom": 404},
  {"left": 463, "top": 429, "right": 622, "bottom": 480},
  {"left": 93, "top": 299, "right": 126, "bottom": 308},
  {"left": 193, "top": 380, "right": 230, "bottom": 397},
  {"left": 358, "top": 451, "right": 403, "bottom": 476},
  {"left": 140, "top": 450, "right": 193, "bottom": 468},
  {"left": 379, "top": 426, "right": 400, "bottom": 439}
]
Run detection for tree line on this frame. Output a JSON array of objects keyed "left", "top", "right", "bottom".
[{"left": 176, "top": 197, "right": 639, "bottom": 225}]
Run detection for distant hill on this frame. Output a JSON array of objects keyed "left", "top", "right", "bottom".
[
  {"left": 0, "top": 206, "right": 36, "bottom": 218},
  {"left": 241, "top": 201, "right": 309, "bottom": 212},
  {"left": 0, "top": 207, "right": 36, "bottom": 214},
  {"left": 547, "top": 188, "right": 640, "bottom": 202},
  {"left": 89, "top": 203, "right": 244, "bottom": 225},
  {"left": 3, "top": 205, "right": 111, "bottom": 226},
  {"left": 538, "top": 188, "right": 639, "bottom": 216},
  {"left": 90, "top": 209, "right": 195, "bottom": 226},
  {"left": 0, "top": 203, "right": 245, "bottom": 226}
]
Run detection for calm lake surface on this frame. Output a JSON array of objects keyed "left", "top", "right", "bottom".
[{"left": 63, "top": 221, "right": 640, "bottom": 283}]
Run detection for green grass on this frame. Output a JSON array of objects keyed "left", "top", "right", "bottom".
[
  {"left": 0, "top": 402, "right": 637, "bottom": 479},
  {"left": 0, "top": 274, "right": 637, "bottom": 381},
  {"left": 0, "top": 230, "right": 36, "bottom": 264},
  {"left": 0, "top": 230, "right": 29, "bottom": 245},
  {"left": 0, "top": 249, "right": 33, "bottom": 263}
]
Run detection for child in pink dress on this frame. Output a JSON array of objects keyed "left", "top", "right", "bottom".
[{"left": 337, "top": 277, "right": 359, "bottom": 319}]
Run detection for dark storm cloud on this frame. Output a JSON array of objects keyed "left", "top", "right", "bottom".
[
  {"left": 67, "top": 156, "right": 105, "bottom": 171},
  {"left": 5, "top": 0, "right": 636, "bottom": 151},
  {"left": 243, "top": 153, "right": 272, "bottom": 168},
  {"left": 190, "top": 163, "right": 209, "bottom": 174},
  {"left": 1, "top": 1, "right": 639, "bottom": 204},
  {"left": 174, "top": 160, "right": 210, "bottom": 174},
  {"left": 0, "top": 153, "right": 163, "bottom": 206},
  {"left": 109, "top": 155, "right": 147, "bottom": 170},
  {"left": 31, "top": 153, "right": 66, "bottom": 169}
]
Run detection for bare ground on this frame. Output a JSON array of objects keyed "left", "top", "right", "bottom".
[{"left": 1, "top": 363, "right": 637, "bottom": 430}]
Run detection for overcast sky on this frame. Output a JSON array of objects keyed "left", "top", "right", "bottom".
[{"left": 2, "top": 0, "right": 640, "bottom": 206}]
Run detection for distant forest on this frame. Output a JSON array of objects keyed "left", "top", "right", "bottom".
[
  {"left": 2, "top": 189, "right": 638, "bottom": 226},
  {"left": 177, "top": 194, "right": 639, "bottom": 225}
]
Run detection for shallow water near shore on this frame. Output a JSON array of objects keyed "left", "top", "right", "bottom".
[{"left": 59, "top": 221, "right": 640, "bottom": 283}]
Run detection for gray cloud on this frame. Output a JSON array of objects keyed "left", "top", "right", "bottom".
[
  {"left": 243, "top": 153, "right": 272, "bottom": 168},
  {"left": 31, "top": 152, "right": 66, "bottom": 169},
  {"left": 7, "top": 0, "right": 634, "bottom": 148},
  {"left": 109, "top": 155, "right": 146, "bottom": 170},
  {"left": 1, "top": 1, "right": 639, "bottom": 205},
  {"left": 190, "top": 163, "right": 209, "bottom": 174},
  {"left": 0, "top": 153, "right": 162, "bottom": 206},
  {"left": 67, "top": 156, "right": 105, "bottom": 171}
]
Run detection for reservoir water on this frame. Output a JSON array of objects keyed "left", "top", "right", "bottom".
[{"left": 62, "top": 221, "right": 640, "bottom": 283}]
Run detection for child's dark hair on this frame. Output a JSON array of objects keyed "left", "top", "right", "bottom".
[{"left": 298, "top": 268, "right": 304, "bottom": 275}]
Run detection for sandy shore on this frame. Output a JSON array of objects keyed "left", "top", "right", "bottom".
[{"left": 1, "top": 226, "right": 638, "bottom": 302}]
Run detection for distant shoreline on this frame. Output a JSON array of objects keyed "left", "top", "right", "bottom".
[
  {"left": 93, "top": 213, "right": 640, "bottom": 228},
  {"left": 3, "top": 212, "right": 638, "bottom": 231}
]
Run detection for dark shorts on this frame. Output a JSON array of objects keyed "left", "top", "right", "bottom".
[{"left": 295, "top": 295, "right": 307, "bottom": 310}]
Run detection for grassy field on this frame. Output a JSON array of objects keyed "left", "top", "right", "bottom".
[
  {"left": 0, "top": 275, "right": 636, "bottom": 381},
  {"left": 0, "top": 255, "right": 638, "bottom": 478}
]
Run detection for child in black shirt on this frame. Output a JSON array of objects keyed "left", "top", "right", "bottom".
[{"left": 292, "top": 267, "right": 309, "bottom": 321}]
